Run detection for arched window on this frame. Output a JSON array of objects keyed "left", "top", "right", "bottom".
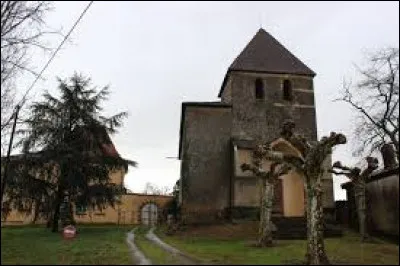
[
  {"left": 283, "top": 79, "right": 293, "bottom": 101},
  {"left": 255, "top": 78, "right": 264, "bottom": 99}
]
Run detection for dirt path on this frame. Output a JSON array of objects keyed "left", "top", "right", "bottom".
[
  {"left": 145, "top": 227, "right": 201, "bottom": 265},
  {"left": 126, "top": 228, "right": 152, "bottom": 265}
]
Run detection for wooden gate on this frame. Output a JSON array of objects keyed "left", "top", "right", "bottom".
[
  {"left": 273, "top": 179, "right": 284, "bottom": 215},
  {"left": 141, "top": 203, "right": 158, "bottom": 225}
]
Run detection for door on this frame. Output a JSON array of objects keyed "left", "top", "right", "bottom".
[
  {"left": 272, "top": 179, "right": 284, "bottom": 215},
  {"left": 141, "top": 203, "right": 158, "bottom": 226}
]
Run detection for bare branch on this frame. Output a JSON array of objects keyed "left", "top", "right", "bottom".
[
  {"left": 1, "top": 1, "right": 60, "bottom": 153},
  {"left": 338, "top": 48, "right": 399, "bottom": 161}
]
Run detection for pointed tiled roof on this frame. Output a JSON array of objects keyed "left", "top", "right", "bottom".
[
  {"left": 74, "top": 125, "right": 121, "bottom": 157},
  {"left": 218, "top": 28, "right": 315, "bottom": 97},
  {"left": 229, "top": 28, "right": 315, "bottom": 75}
]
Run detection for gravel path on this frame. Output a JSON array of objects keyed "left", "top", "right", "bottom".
[
  {"left": 126, "top": 228, "right": 152, "bottom": 265},
  {"left": 145, "top": 227, "right": 201, "bottom": 265}
]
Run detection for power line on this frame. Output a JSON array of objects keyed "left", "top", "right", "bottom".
[
  {"left": 19, "top": 1, "right": 94, "bottom": 106},
  {"left": 1, "top": 1, "right": 94, "bottom": 207},
  {"left": 1, "top": 1, "right": 94, "bottom": 130},
  {"left": 1, "top": 105, "right": 20, "bottom": 206}
]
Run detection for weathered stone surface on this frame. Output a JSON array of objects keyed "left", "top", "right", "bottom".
[
  {"left": 180, "top": 106, "right": 232, "bottom": 222},
  {"left": 179, "top": 31, "right": 335, "bottom": 225},
  {"left": 180, "top": 70, "right": 337, "bottom": 222},
  {"left": 227, "top": 73, "right": 318, "bottom": 144}
]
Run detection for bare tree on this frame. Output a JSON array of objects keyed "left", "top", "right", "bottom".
[
  {"left": 241, "top": 154, "right": 289, "bottom": 247},
  {"left": 338, "top": 48, "right": 399, "bottom": 163},
  {"left": 1, "top": 1, "right": 56, "bottom": 153},
  {"left": 330, "top": 157, "right": 379, "bottom": 241},
  {"left": 143, "top": 182, "right": 171, "bottom": 195},
  {"left": 259, "top": 120, "right": 347, "bottom": 264}
]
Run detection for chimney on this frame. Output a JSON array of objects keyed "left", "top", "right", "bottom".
[{"left": 380, "top": 143, "right": 397, "bottom": 169}]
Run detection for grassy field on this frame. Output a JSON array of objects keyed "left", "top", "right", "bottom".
[
  {"left": 1, "top": 225, "right": 133, "bottom": 265},
  {"left": 2, "top": 224, "right": 398, "bottom": 265},
  {"left": 156, "top": 227, "right": 399, "bottom": 265}
]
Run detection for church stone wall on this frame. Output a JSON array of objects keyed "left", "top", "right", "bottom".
[
  {"left": 367, "top": 171, "right": 399, "bottom": 237},
  {"left": 229, "top": 72, "right": 318, "bottom": 143},
  {"left": 229, "top": 71, "right": 334, "bottom": 211},
  {"left": 180, "top": 106, "right": 232, "bottom": 224},
  {"left": 179, "top": 33, "right": 336, "bottom": 223},
  {"left": 221, "top": 76, "right": 233, "bottom": 104}
]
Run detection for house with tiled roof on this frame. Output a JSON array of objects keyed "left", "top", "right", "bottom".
[{"left": 1, "top": 126, "right": 172, "bottom": 226}]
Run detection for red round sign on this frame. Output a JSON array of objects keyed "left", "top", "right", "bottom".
[{"left": 63, "top": 225, "right": 76, "bottom": 239}]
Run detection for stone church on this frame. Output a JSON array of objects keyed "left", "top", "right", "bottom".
[{"left": 178, "top": 28, "right": 334, "bottom": 223}]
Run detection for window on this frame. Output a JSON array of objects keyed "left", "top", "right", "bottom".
[
  {"left": 283, "top": 79, "right": 293, "bottom": 101},
  {"left": 255, "top": 78, "right": 264, "bottom": 100}
]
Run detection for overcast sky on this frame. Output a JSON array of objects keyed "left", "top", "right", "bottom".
[{"left": 15, "top": 1, "right": 399, "bottom": 200}]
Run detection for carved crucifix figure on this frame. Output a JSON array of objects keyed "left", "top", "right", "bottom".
[
  {"left": 280, "top": 119, "right": 296, "bottom": 140},
  {"left": 241, "top": 145, "right": 290, "bottom": 247},
  {"left": 330, "top": 157, "right": 378, "bottom": 241}
]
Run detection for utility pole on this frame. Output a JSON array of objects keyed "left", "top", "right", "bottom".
[{"left": 1, "top": 104, "right": 21, "bottom": 208}]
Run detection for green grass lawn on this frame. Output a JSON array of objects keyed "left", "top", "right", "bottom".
[
  {"left": 1, "top": 225, "right": 133, "bottom": 265},
  {"left": 134, "top": 226, "right": 183, "bottom": 265},
  {"left": 156, "top": 228, "right": 399, "bottom": 265},
  {"left": 2, "top": 224, "right": 398, "bottom": 265}
]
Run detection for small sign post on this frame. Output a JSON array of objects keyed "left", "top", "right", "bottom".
[{"left": 63, "top": 225, "right": 76, "bottom": 240}]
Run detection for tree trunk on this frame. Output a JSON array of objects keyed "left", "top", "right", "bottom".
[
  {"left": 304, "top": 184, "right": 312, "bottom": 262},
  {"left": 46, "top": 216, "right": 52, "bottom": 228},
  {"left": 60, "top": 194, "right": 74, "bottom": 227},
  {"left": 258, "top": 178, "right": 274, "bottom": 247},
  {"left": 31, "top": 199, "right": 40, "bottom": 224},
  {"left": 32, "top": 209, "right": 39, "bottom": 224},
  {"left": 69, "top": 203, "right": 76, "bottom": 225},
  {"left": 51, "top": 190, "right": 63, "bottom": 232},
  {"left": 46, "top": 209, "right": 53, "bottom": 228},
  {"left": 390, "top": 137, "right": 399, "bottom": 165},
  {"left": 355, "top": 187, "right": 368, "bottom": 241},
  {"left": 51, "top": 200, "right": 60, "bottom": 232},
  {"left": 258, "top": 178, "right": 266, "bottom": 244},
  {"left": 305, "top": 184, "right": 330, "bottom": 265}
]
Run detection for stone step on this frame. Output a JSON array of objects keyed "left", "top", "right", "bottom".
[
  {"left": 274, "top": 231, "right": 342, "bottom": 239},
  {"left": 231, "top": 217, "right": 343, "bottom": 239},
  {"left": 274, "top": 228, "right": 342, "bottom": 239},
  {"left": 270, "top": 217, "right": 343, "bottom": 239}
]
